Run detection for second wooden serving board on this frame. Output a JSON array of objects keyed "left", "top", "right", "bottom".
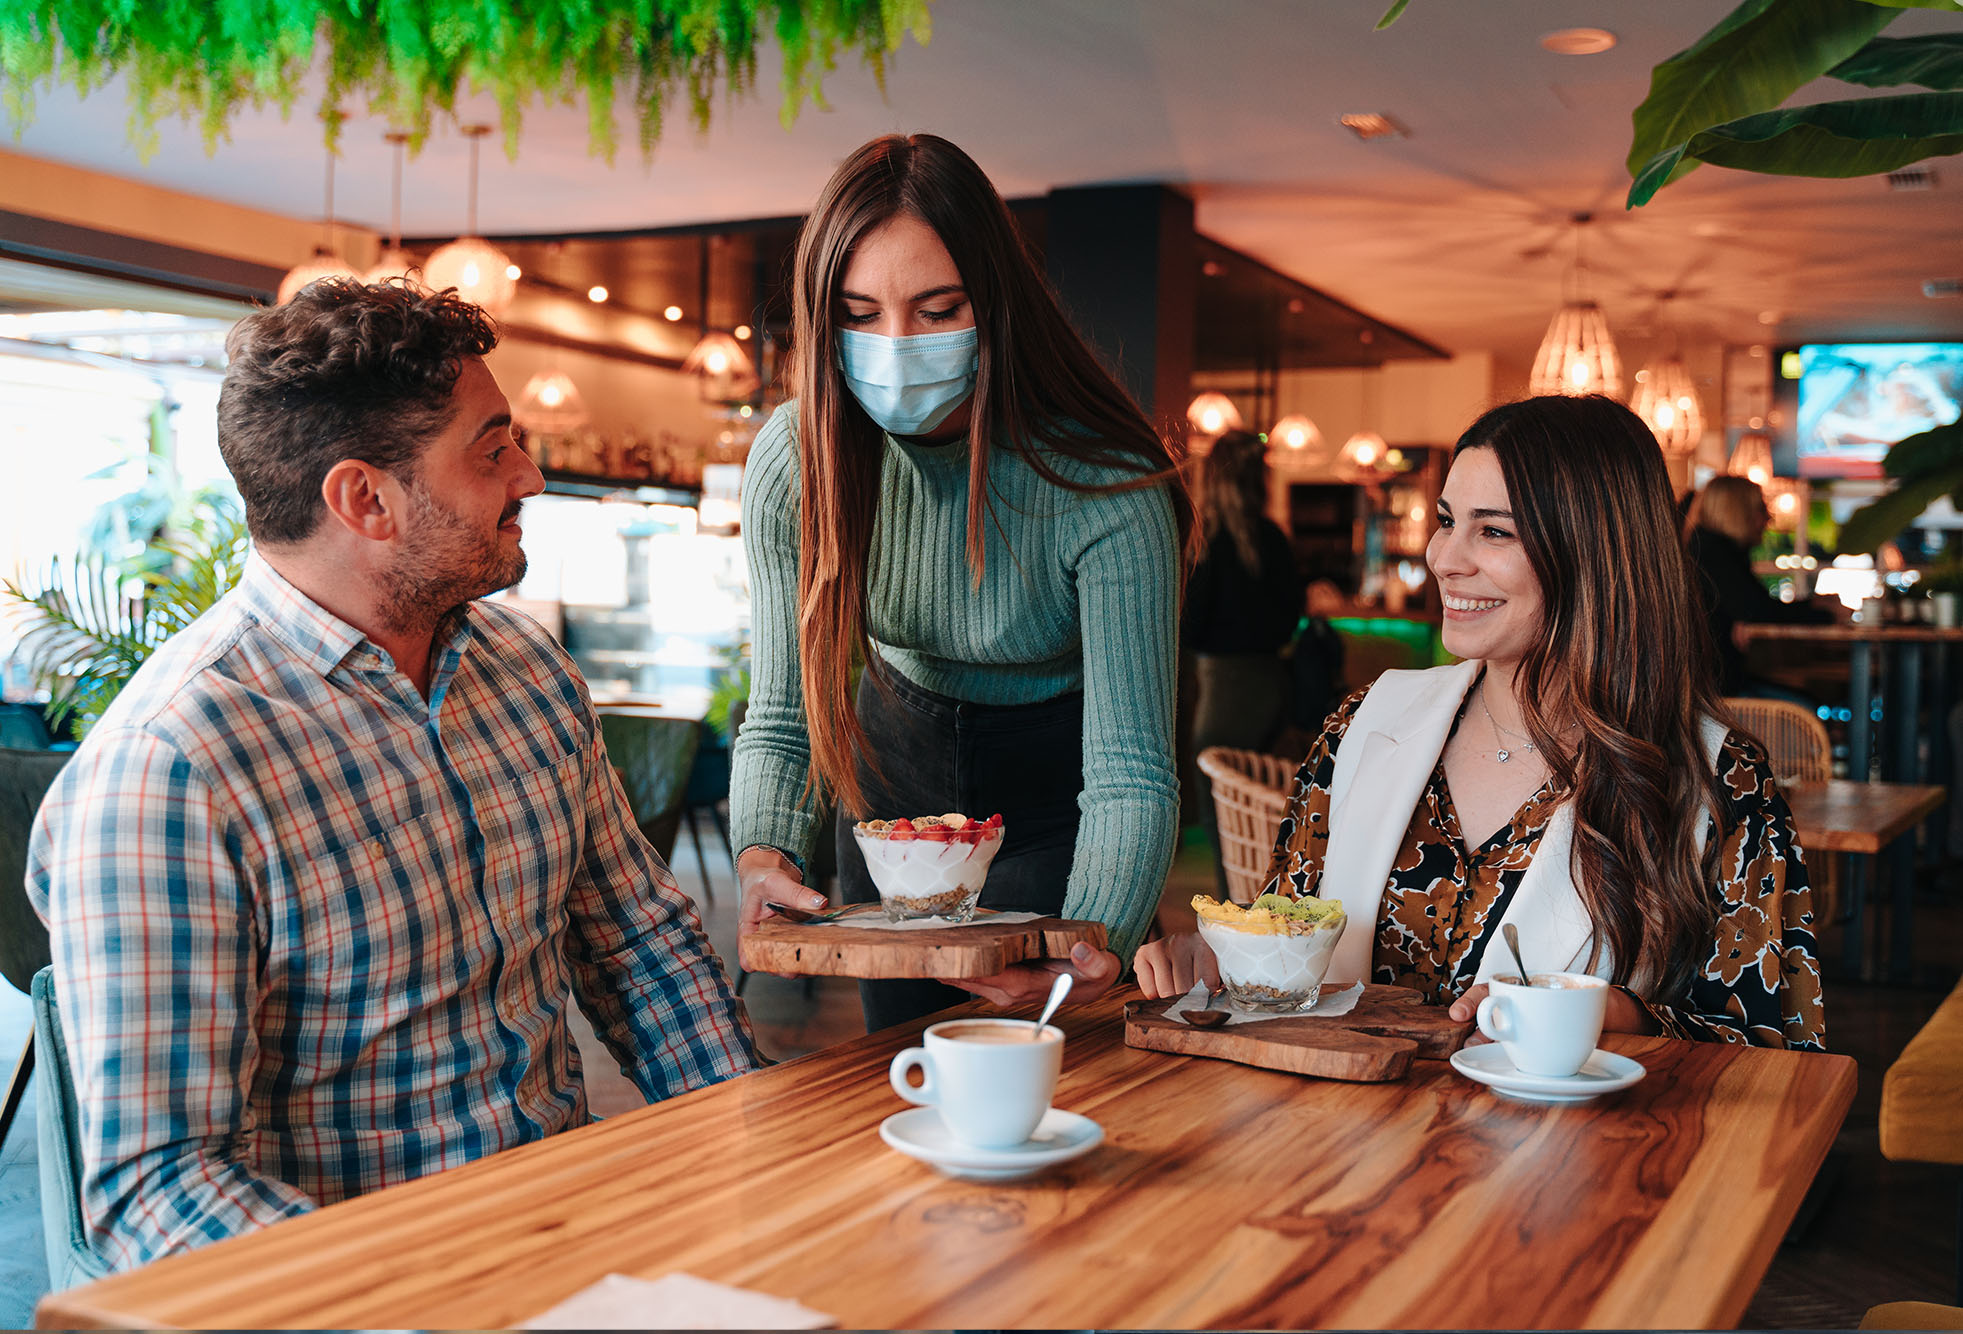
[
  {"left": 739, "top": 913, "right": 1107, "bottom": 979},
  {"left": 1124, "top": 984, "right": 1473, "bottom": 1082}
]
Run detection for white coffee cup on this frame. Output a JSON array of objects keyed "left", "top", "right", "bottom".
[
  {"left": 1475, "top": 972, "right": 1609, "bottom": 1078},
  {"left": 888, "top": 1018, "right": 1062, "bottom": 1148}
]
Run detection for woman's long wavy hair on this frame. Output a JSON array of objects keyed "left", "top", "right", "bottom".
[
  {"left": 790, "top": 133, "right": 1195, "bottom": 815},
  {"left": 1199, "top": 430, "right": 1270, "bottom": 573},
  {"left": 1458, "top": 395, "right": 1728, "bottom": 998}
]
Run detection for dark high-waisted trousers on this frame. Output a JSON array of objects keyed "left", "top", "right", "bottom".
[{"left": 836, "top": 667, "right": 1084, "bottom": 1033}]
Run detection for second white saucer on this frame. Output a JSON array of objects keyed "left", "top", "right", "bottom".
[
  {"left": 879, "top": 1107, "right": 1104, "bottom": 1180},
  {"left": 1450, "top": 1044, "right": 1646, "bottom": 1104}
]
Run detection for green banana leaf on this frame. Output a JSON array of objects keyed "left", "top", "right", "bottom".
[
  {"left": 1882, "top": 419, "right": 1963, "bottom": 478},
  {"left": 1376, "top": 0, "right": 1411, "bottom": 29},
  {"left": 1626, "top": 0, "right": 1895, "bottom": 183},
  {"left": 1854, "top": 0, "right": 1963, "bottom": 9},
  {"left": 1628, "top": 90, "right": 1963, "bottom": 205},
  {"left": 1831, "top": 33, "right": 1963, "bottom": 90},
  {"left": 1838, "top": 469, "right": 1958, "bottom": 554}
]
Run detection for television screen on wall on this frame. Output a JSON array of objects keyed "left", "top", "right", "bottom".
[{"left": 1795, "top": 341, "right": 1963, "bottom": 478}]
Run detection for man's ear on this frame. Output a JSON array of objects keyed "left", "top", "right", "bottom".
[{"left": 319, "top": 459, "right": 403, "bottom": 541}]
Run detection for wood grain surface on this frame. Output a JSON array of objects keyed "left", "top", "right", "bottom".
[
  {"left": 38, "top": 993, "right": 1855, "bottom": 1332},
  {"left": 738, "top": 914, "right": 1106, "bottom": 978},
  {"left": 1124, "top": 984, "right": 1472, "bottom": 1082},
  {"left": 1785, "top": 780, "right": 1947, "bottom": 854}
]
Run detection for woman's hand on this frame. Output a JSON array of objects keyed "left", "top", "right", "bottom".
[
  {"left": 1132, "top": 932, "right": 1220, "bottom": 1000},
  {"left": 1448, "top": 981, "right": 1658, "bottom": 1040},
  {"left": 950, "top": 943, "right": 1122, "bottom": 1008},
  {"left": 736, "top": 847, "right": 826, "bottom": 974}
]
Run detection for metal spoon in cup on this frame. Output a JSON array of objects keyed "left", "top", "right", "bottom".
[
  {"left": 1503, "top": 923, "right": 1532, "bottom": 987},
  {"left": 1032, "top": 972, "right": 1073, "bottom": 1037}
]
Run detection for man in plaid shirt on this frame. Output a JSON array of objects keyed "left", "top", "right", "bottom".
[{"left": 27, "top": 279, "right": 757, "bottom": 1272}]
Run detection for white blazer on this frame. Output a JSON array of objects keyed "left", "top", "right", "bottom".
[{"left": 1317, "top": 660, "right": 1728, "bottom": 990}]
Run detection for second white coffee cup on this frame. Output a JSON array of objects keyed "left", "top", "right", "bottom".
[
  {"left": 1475, "top": 972, "right": 1609, "bottom": 1078},
  {"left": 888, "top": 1018, "right": 1062, "bottom": 1148}
]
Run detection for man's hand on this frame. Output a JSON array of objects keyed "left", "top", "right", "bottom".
[
  {"left": 736, "top": 847, "right": 826, "bottom": 977},
  {"left": 949, "top": 942, "right": 1121, "bottom": 1008},
  {"left": 1132, "top": 931, "right": 1219, "bottom": 999}
]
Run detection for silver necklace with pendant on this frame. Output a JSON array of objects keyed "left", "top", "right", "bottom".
[{"left": 1479, "top": 680, "right": 1537, "bottom": 764}]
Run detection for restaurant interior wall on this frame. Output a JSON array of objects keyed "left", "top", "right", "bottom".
[{"left": 0, "top": 147, "right": 378, "bottom": 279}]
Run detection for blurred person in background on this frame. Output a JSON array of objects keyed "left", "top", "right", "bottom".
[
  {"left": 1684, "top": 475, "right": 1832, "bottom": 700},
  {"left": 1184, "top": 428, "right": 1305, "bottom": 894}
]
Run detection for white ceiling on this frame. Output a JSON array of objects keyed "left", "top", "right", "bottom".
[{"left": 7, "top": 0, "right": 1963, "bottom": 373}]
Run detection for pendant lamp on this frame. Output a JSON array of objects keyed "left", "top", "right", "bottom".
[
  {"left": 278, "top": 146, "right": 359, "bottom": 303},
  {"left": 514, "top": 369, "right": 589, "bottom": 436},
  {"left": 682, "top": 235, "right": 761, "bottom": 401},
  {"left": 1629, "top": 357, "right": 1704, "bottom": 455},
  {"left": 364, "top": 132, "right": 417, "bottom": 286},
  {"left": 423, "top": 126, "right": 517, "bottom": 317},
  {"left": 1340, "top": 429, "right": 1390, "bottom": 478},
  {"left": 1727, "top": 432, "right": 1774, "bottom": 487},
  {"left": 1529, "top": 301, "right": 1623, "bottom": 399},
  {"left": 1270, "top": 414, "right": 1323, "bottom": 453},
  {"left": 1187, "top": 392, "right": 1242, "bottom": 437},
  {"left": 1527, "top": 213, "right": 1623, "bottom": 400}
]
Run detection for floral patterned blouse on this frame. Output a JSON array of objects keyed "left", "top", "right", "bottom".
[{"left": 1265, "top": 688, "right": 1826, "bottom": 1050}]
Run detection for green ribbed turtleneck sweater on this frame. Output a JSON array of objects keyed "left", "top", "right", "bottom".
[{"left": 729, "top": 401, "right": 1180, "bottom": 963}]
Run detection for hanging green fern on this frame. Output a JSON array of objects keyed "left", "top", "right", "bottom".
[
  {"left": 1, "top": 512, "right": 251, "bottom": 739},
  {"left": 0, "top": 0, "right": 933, "bottom": 162}
]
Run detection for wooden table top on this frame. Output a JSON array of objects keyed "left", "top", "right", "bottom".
[
  {"left": 1738, "top": 622, "right": 1963, "bottom": 644},
  {"left": 1784, "top": 779, "right": 1947, "bottom": 854},
  {"left": 38, "top": 994, "right": 1855, "bottom": 1332}
]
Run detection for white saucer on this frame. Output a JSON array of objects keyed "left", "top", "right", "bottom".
[
  {"left": 879, "top": 1107, "right": 1104, "bottom": 1180},
  {"left": 1449, "top": 1044, "right": 1646, "bottom": 1104}
]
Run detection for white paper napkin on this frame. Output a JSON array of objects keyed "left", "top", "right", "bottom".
[
  {"left": 1162, "top": 980, "right": 1365, "bottom": 1026},
  {"left": 824, "top": 908, "right": 1047, "bottom": 932},
  {"left": 523, "top": 1272, "right": 836, "bottom": 1329}
]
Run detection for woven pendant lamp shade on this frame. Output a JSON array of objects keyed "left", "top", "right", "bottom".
[
  {"left": 1529, "top": 300, "right": 1623, "bottom": 399},
  {"left": 1728, "top": 432, "right": 1775, "bottom": 486},
  {"left": 278, "top": 248, "right": 359, "bottom": 304},
  {"left": 1187, "top": 392, "right": 1242, "bottom": 437},
  {"left": 1629, "top": 357, "right": 1704, "bottom": 455},
  {"left": 1270, "top": 414, "right": 1323, "bottom": 453},
  {"left": 514, "top": 369, "right": 589, "bottom": 435},
  {"left": 424, "top": 237, "right": 516, "bottom": 316}
]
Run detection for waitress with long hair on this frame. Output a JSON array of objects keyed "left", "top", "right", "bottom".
[
  {"left": 1138, "top": 395, "right": 1824, "bottom": 1050},
  {"left": 732, "top": 133, "right": 1192, "bottom": 1030}
]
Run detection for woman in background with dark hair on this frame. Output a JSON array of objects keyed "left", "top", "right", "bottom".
[
  {"left": 731, "top": 133, "right": 1193, "bottom": 1030},
  {"left": 1137, "top": 395, "right": 1824, "bottom": 1050},
  {"left": 1185, "top": 429, "right": 1305, "bottom": 895}
]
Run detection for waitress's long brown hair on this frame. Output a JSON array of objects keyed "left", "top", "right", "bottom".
[
  {"left": 1458, "top": 395, "right": 1729, "bottom": 999},
  {"left": 791, "top": 133, "right": 1194, "bottom": 815}
]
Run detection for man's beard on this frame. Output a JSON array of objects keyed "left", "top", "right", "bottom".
[{"left": 375, "top": 481, "right": 528, "bottom": 635}]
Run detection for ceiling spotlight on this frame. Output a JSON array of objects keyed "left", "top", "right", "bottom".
[
  {"left": 733, "top": 324, "right": 753, "bottom": 339},
  {"left": 664, "top": 305, "right": 684, "bottom": 321},
  {"left": 1539, "top": 28, "right": 1616, "bottom": 55},
  {"left": 1339, "top": 113, "right": 1409, "bottom": 141},
  {"left": 506, "top": 264, "right": 522, "bottom": 281},
  {"left": 587, "top": 285, "right": 609, "bottom": 303}
]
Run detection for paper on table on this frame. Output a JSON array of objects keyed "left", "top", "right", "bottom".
[
  {"left": 825, "top": 908, "right": 1047, "bottom": 932},
  {"left": 523, "top": 1272, "right": 836, "bottom": 1330},
  {"left": 1163, "top": 980, "right": 1364, "bottom": 1026}
]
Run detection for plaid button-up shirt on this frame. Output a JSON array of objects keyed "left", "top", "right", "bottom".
[{"left": 27, "top": 557, "right": 755, "bottom": 1270}]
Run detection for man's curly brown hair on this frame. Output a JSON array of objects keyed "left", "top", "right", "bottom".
[{"left": 218, "top": 278, "right": 499, "bottom": 544}]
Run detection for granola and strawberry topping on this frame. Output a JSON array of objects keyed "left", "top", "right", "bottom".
[{"left": 855, "top": 812, "right": 1003, "bottom": 844}]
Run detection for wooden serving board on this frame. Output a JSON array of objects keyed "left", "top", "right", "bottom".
[
  {"left": 739, "top": 914, "right": 1107, "bottom": 979},
  {"left": 1123, "top": 983, "right": 1472, "bottom": 1082}
]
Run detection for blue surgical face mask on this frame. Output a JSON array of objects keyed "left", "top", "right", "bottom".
[{"left": 837, "top": 326, "right": 979, "bottom": 436}]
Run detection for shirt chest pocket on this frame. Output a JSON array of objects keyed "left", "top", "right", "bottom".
[{"left": 471, "top": 747, "right": 587, "bottom": 942}]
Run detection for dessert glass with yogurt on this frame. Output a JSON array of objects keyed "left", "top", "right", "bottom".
[
  {"left": 852, "top": 813, "right": 1005, "bottom": 922},
  {"left": 1193, "top": 892, "right": 1348, "bottom": 1011}
]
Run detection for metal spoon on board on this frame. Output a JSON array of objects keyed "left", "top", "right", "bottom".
[
  {"left": 1184, "top": 985, "right": 1231, "bottom": 1028},
  {"left": 1503, "top": 923, "right": 1533, "bottom": 987}
]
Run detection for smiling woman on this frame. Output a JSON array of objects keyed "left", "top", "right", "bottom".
[{"left": 1137, "top": 394, "right": 1825, "bottom": 1056}]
